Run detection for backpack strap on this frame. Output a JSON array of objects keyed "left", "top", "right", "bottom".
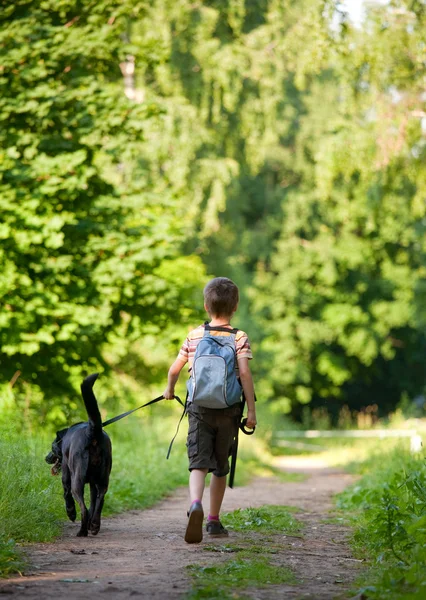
[{"left": 204, "top": 321, "right": 239, "bottom": 335}]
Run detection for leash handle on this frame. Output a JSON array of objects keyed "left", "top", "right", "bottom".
[{"left": 239, "top": 417, "right": 255, "bottom": 435}]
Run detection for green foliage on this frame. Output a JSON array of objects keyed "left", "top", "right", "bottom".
[
  {"left": 2, "top": 0, "right": 425, "bottom": 442},
  {"left": 0, "top": 0, "right": 206, "bottom": 425},
  {"left": 338, "top": 448, "right": 426, "bottom": 599},
  {"left": 128, "top": 0, "right": 337, "bottom": 317},
  {"left": 253, "top": 1, "right": 426, "bottom": 417}
]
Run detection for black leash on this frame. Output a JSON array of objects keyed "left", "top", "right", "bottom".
[
  {"left": 49, "top": 395, "right": 184, "bottom": 475},
  {"left": 229, "top": 394, "right": 256, "bottom": 489},
  {"left": 102, "top": 394, "right": 184, "bottom": 427},
  {"left": 166, "top": 394, "right": 188, "bottom": 460},
  {"left": 100, "top": 389, "right": 255, "bottom": 477}
]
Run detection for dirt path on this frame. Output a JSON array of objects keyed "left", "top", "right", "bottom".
[{"left": 0, "top": 460, "right": 361, "bottom": 599}]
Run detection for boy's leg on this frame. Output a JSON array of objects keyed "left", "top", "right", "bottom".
[
  {"left": 205, "top": 407, "right": 240, "bottom": 537},
  {"left": 185, "top": 469, "right": 207, "bottom": 544},
  {"left": 209, "top": 473, "right": 227, "bottom": 516},
  {"left": 206, "top": 473, "right": 229, "bottom": 536},
  {"left": 189, "top": 468, "right": 208, "bottom": 503}
]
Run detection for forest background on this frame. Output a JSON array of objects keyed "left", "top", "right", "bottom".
[{"left": 1, "top": 0, "right": 426, "bottom": 431}]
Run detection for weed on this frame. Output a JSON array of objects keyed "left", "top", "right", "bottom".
[
  {"left": 203, "top": 544, "right": 244, "bottom": 553},
  {"left": 187, "top": 556, "right": 296, "bottom": 588},
  {"left": 203, "top": 543, "right": 282, "bottom": 555},
  {"left": 222, "top": 505, "right": 303, "bottom": 536},
  {"left": 320, "top": 516, "right": 349, "bottom": 525},
  {"left": 338, "top": 447, "right": 426, "bottom": 599},
  {"left": 185, "top": 584, "right": 250, "bottom": 599},
  {"left": 0, "top": 537, "right": 25, "bottom": 579}
]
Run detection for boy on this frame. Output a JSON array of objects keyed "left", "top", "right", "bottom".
[{"left": 163, "top": 277, "right": 257, "bottom": 544}]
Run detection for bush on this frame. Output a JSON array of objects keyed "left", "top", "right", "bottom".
[{"left": 337, "top": 447, "right": 426, "bottom": 599}]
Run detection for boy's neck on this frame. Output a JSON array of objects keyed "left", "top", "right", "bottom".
[{"left": 209, "top": 317, "right": 232, "bottom": 327}]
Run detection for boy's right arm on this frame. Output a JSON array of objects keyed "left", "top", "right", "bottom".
[
  {"left": 163, "top": 358, "right": 186, "bottom": 399},
  {"left": 237, "top": 357, "right": 257, "bottom": 429}
]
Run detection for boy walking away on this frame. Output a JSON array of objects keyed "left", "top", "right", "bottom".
[{"left": 164, "top": 277, "right": 257, "bottom": 544}]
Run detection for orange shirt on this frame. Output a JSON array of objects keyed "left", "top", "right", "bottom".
[{"left": 177, "top": 324, "right": 253, "bottom": 372}]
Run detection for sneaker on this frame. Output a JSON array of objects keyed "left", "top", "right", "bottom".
[
  {"left": 185, "top": 501, "right": 204, "bottom": 544},
  {"left": 206, "top": 519, "right": 229, "bottom": 537}
]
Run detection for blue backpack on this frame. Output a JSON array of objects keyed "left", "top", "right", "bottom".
[{"left": 187, "top": 324, "right": 242, "bottom": 409}]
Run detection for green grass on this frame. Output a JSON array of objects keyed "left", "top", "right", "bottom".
[
  {"left": 222, "top": 505, "right": 303, "bottom": 536},
  {"left": 185, "top": 585, "right": 250, "bottom": 600},
  {"left": 0, "top": 536, "right": 26, "bottom": 578},
  {"left": 0, "top": 426, "right": 66, "bottom": 577},
  {"left": 336, "top": 446, "right": 426, "bottom": 599},
  {"left": 186, "top": 556, "right": 296, "bottom": 598},
  {"left": 0, "top": 428, "right": 65, "bottom": 543}
]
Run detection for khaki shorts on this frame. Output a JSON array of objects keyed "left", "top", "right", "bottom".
[{"left": 186, "top": 403, "right": 242, "bottom": 477}]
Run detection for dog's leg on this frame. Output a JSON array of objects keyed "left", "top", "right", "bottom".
[
  {"left": 88, "top": 482, "right": 97, "bottom": 529},
  {"left": 90, "top": 485, "right": 107, "bottom": 535},
  {"left": 72, "top": 477, "right": 89, "bottom": 537},
  {"left": 62, "top": 464, "right": 76, "bottom": 522}
]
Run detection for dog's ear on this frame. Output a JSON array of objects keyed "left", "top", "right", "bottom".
[
  {"left": 55, "top": 428, "right": 69, "bottom": 440},
  {"left": 45, "top": 427, "right": 69, "bottom": 463}
]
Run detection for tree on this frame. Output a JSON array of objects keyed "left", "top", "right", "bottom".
[
  {"left": 123, "top": 0, "right": 338, "bottom": 325},
  {"left": 254, "top": 0, "right": 426, "bottom": 419},
  {"left": 0, "top": 0, "right": 205, "bottom": 425}
]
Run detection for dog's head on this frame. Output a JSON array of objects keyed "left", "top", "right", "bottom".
[{"left": 45, "top": 428, "right": 69, "bottom": 474}]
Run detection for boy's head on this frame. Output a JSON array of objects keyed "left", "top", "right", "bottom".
[{"left": 203, "top": 277, "right": 239, "bottom": 318}]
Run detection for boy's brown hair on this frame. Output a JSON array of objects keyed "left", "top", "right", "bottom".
[{"left": 203, "top": 277, "right": 239, "bottom": 318}]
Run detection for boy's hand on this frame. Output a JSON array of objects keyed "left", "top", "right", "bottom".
[
  {"left": 246, "top": 409, "right": 257, "bottom": 429},
  {"left": 164, "top": 359, "right": 186, "bottom": 400},
  {"left": 163, "top": 387, "right": 175, "bottom": 399}
]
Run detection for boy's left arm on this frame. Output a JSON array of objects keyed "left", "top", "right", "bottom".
[
  {"left": 164, "top": 358, "right": 186, "bottom": 399},
  {"left": 237, "top": 357, "right": 257, "bottom": 429}
]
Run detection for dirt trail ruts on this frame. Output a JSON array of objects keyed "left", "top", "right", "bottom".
[{"left": 0, "top": 459, "right": 361, "bottom": 600}]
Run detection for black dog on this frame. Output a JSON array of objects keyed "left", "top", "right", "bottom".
[{"left": 45, "top": 373, "right": 112, "bottom": 537}]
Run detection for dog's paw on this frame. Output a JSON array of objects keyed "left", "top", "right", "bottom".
[
  {"left": 76, "top": 530, "right": 88, "bottom": 537},
  {"left": 90, "top": 522, "right": 100, "bottom": 535},
  {"left": 67, "top": 509, "right": 77, "bottom": 522}
]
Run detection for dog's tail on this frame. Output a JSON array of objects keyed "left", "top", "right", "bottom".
[{"left": 81, "top": 373, "right": 102, "bottom": 436}]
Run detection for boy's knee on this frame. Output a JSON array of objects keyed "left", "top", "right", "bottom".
[
  {"left": 189, "top": 467, "right": 209, "bottom": 475},
  {"left": 212, "top": 464, "right": 229, "bottom": 478}
]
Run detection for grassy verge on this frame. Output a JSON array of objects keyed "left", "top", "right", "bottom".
[
  {"left": 0, "top": 426, "right": 64, "bottom": 576},
  {"left": 185, "top": 505, "right": 301, "bottom": 599},
  {"left": 336, "top": 445, "right": 426, "bottom": 599}
]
